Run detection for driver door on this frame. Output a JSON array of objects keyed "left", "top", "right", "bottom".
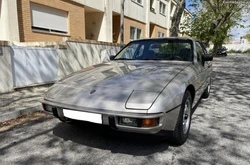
[{"left": 194, "top": 41, "right": 207, "bottom": 101}]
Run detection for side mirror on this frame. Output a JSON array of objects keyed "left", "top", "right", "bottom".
[
  {"left": 100, "top": 48, "right": 117, "bottom": 63},
  {"left": 202, "top": 54, "right": 213, "bottom": 65},
  {"left": 202, "top": 54, "right": 213, "bottom": 61},
  {"left": 110, "top": 55, "right": 115, "bottom": 60}
]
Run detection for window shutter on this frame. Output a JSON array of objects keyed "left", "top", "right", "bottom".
[{"left": 30, "top": 3, "right": 68, "bottom": 33}]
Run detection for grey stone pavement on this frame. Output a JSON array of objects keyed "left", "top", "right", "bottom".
[
  {"left": 0, "top": 54, "right": 249, "bottom": 165},
  {"left": 0, "top": 84, "right": 52, "bottom": 122}
]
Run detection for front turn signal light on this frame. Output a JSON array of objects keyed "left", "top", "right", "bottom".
[{"left": 142, "top": 118, "right": 159, "bottom": 127}]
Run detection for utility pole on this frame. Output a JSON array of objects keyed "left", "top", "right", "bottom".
[{"left": 120, "top": 0, "right": 124, "bottom": 48}]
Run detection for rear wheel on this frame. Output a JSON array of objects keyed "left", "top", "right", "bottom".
[{"left": 169, "top": 91, "right": 192, "bottom": 146}]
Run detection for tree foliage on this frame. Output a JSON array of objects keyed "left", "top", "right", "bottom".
[
  {"left": 245, "top": 33, "right": 250, "bottom": 41},
  {"left": 181, "top": 0, "right": 248, "bottom": 52}
]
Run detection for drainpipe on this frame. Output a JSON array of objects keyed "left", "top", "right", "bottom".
[{"left": 120, "top": 0, "right": 125, "bottom": 48}]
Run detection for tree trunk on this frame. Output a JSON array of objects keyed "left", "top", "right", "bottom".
[
  {"left": 169, "top": 0, "right": 186, "bottom": 37},
  {"left": 212, "top": 42, "right": 222, "bottom": 54}
]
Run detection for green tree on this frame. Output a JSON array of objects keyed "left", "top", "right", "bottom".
[
  {"left": 181, "top": 0, "right": 247, "bottom": 52},
  {"left": 244, "top": 31, "right": 250, "bottom": 41}
]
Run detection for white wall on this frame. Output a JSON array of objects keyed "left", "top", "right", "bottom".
[
  {"left": 113, "top": 0, "right": 147, "bottom": 23},
  {"left": 0, "top": 0, "right": 20, "bottom": 42},
  {"left": 0, "top": 0, "right": 8, "bottom": 40},
  {"left": 0, "top": 46, "right": 13, "bottom": 93},
  {"left": 223, "top": 44, "right": 250, "bottom": 52},
  {"left": 125, "top": 0, "right": 147, "bottom": 23},
  {"left": 99, "top": 0, "right": 113, "bottom": 42},
  {"left": 58, "top": 41, "right": 120, "bottom": 79},
  {"left": 74, "top": 0, "right": 105, "bottom": 12},
  {"left": 149, "top": 0, "right": 169, "bottom": 29}
]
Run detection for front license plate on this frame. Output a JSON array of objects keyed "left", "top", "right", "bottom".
[{"left": 63, "top": 109, "right": 102, "bottom": 124}]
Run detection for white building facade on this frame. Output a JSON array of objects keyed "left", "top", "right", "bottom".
[{"left": 0, "top": 0, "right": 192, "bottom": 43}]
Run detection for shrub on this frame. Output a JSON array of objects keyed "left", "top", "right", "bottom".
[
  {"left": 228, "top": 49, "right": 242, "bottom": 53},
  {"left": 243, "top": 49, "right": 250, "bottom": 54}
]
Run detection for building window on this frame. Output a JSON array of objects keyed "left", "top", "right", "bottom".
[
  {"left": 30, "top": 3, "right": 68, "bottom": 35},
  {"left": 132, "top": 0, "right": 143, "bottom": 6},
  {"left": 130, "top": 27, "right": 142, "bottom": 41},
  {"left": 160, "top": 2, "right": 166, "bottom": 15},
  {"left": 150, "top": 0, "right": 156, "bottom": 13},
  {"left": 158, "top": 32, "right": 165, "bottom": 38}
]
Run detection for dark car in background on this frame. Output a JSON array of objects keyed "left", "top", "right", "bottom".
[{"left": 216, "top": 46, "right": 227, "bottom": 56}]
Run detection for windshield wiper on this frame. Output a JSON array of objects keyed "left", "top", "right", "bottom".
[
  {"left": 143, "top": 58, "right": 163, "bottom": 60},
  {"left": 114, "top": 58, "right": 132, "bottom": 60}
]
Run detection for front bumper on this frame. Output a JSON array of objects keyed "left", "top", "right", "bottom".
[{"left": 41, "top": 99, "right": 179, "bottom": 134}]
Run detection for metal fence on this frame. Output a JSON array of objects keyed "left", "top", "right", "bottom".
[{"left": 11, "top": 47, "right": 57, "bottom": 88}]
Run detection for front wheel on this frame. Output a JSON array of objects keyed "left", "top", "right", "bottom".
[{"left": 168, "top": 91, "right": 192, "bottom": 146}]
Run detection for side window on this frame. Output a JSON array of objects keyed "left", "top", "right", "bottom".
[
  {"left": 196, "top": 42, "right": 204, "bottom": 63},
  {"left": 135, "top": 45, "right": 145, "bottom": 59}
]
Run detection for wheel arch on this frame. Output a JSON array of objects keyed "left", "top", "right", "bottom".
[{"left": 186, "top": 85, "right": 195, "bottom": 102}]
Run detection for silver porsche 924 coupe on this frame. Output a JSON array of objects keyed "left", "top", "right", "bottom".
[{"left": 42, "top": 37, "right": 213, "bottom": 145}]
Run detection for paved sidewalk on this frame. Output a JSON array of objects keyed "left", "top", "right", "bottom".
[{"left": 0, "top": 84, "right": 52, "bottom": 123}]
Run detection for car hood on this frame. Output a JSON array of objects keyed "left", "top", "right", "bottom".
[{"left": 45, "top": 61, "right": 190, "bottom": 111}]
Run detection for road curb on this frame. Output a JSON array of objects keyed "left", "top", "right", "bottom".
[{"left": 0, "top": 104, "right": 43, "bottom": 123}]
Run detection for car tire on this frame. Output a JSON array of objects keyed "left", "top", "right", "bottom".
[
  {"left": 202, "top": 77, "right": 211, "bottom": 99},
  {"left": 168, "top": 90, "right": 192, "bottom": 146}
]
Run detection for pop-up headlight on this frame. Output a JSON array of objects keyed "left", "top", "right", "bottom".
[{"left": 125, "top": 90, "right": 159, "bottom": 110}]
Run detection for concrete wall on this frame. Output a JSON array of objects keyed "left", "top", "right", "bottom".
[
  {"left": 223, "top": 44, "right": 250, "bottom": 52},
  {"left": 0, "top": 40, "right": 120, "bottom": 93},
  {"left": 57, "top": 41, "right": 120, "bottom": 79},
  {"left": 74, "top": 0, "right": 105, "bottom": 12},
  {"left": 85, "top": 12, "right": 104, "bottom": 41},
  {"left": 0, "top": 43, "right": 13, "bottom": 93},
  {"left": 207, "top": 44, "right": 250, "bottom": 52}
]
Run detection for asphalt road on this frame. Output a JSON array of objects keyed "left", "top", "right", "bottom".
[{"left": 0, "top": 54, "right": 250, "bottom": 165}]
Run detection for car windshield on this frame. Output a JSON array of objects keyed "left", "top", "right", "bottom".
[{"left": 114, "top": 39, "right": 193, "bottom": 61}]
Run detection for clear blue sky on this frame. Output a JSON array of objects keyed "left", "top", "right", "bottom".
[{"left": 186, "top": 0, "right": 194, "bottom": 12}]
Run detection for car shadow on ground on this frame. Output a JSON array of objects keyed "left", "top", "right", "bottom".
[{"left": 52, "top": 120, "right": 171, "bottom": 156}]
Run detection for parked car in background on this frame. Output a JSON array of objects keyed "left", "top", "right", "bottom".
[
  {"left": 216, "top": 46, "right": 227, "bottom": 56},
  {"left": 42, "top": 37, "right": 213, "bottom": 145}
]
